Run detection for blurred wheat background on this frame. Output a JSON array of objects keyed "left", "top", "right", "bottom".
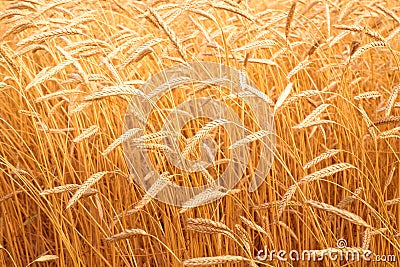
[{"left": 0, "top": 0, "right": 400, "bottom": 266}]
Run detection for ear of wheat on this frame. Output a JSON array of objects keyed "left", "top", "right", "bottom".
[
  {"left": 17, "top": 27, "right": 83, "bottom": 47},
  {"left": 231, "top": 40, "right": 277, "bottom": 53},
  {"left": 354, "top": 91, "right": 382, "bottom": 100},
  {"left": 31, "top": 255, "right": 59, "bottom": 264},
  {"left": 286, "top": 59, "right": 311, "bottom": 80},
  {"left": 385, "top": 84, "right": 400, "bottom": 117},
  {"left": 102, "top": 128, "right": 141, "bottom": 155},
  {"left": 293, "top": 104, "right": 330, "bottom": 129},
  {"left": 182, "top": 119, "right": 228, "bottom": 158},
  {"left": 229, "top": 130, "right": 272, "bottom": 150},
  {"left": 303, "top": 149, "right": 341, "bottom": 170},
  {"left": 345, "top": 41, "right": 386, "bottom": 65},
  {"left": 73, "top": 125, "right": 99, "bottom": 143},
  {"left": 186, "top": 218, "right": 237, "bottom": 241},
  {"left": 300, "top": 163, "right": 356, "bottom": 183},
  {"left": 285, "top": 0, "right": 297, "bottom": 39},
  {"left": 239, "top": 216, "right": 267, "bottom": 235},
  {"left": 40, "top": 184, "right": 80, "bottom": 195},
  {"left": 66, "top": 171, "right": 108, "bottom": 209},
  {"left": 305, "top": 199, "right": 372, "bottom": 228},
  {"left": 183, "top": 255, "right": 248, "bottom": 266},
  {"left": 105, "top": 228, "right": 148, "bottom": 243},
  {"left": 26, "top": 59, "right": 75, "bottom": 91},
  {"left": 274, "top": 83, "right": 293, "bottom": 113}
]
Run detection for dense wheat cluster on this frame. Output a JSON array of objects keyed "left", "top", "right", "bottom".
[{"left": 1, "top": 0, "right": 400, "bottom": 266}]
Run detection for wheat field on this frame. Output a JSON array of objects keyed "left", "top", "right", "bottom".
[{"left": 0, "top": 0, "right": 400, "bottom": 266}]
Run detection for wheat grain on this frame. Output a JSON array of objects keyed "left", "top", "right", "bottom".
[
  {"left": 378, "top": 126, "right": 400, "bottom": 139},
  {"left": 384, "top": 197, "right": 400, "bottom": 206},
  {"left": 234, "top": 224, "right": 251, "bottom": 252},
  {"left": 211, "top": 3, "right": 255, "bottom": 21},
  {"left": 83, "top": 85, "right": 146, "bottom": 101},
  {"left": 384, "top": 167, "right": 396, "bottom": 193},
  {"left": 121, "top": 38, "right": 164, "bottom": 67},
  {"left": 181, "top": 187, "right": 227, "bottom": 213},
  {"left": 232, "top": 40, "right": 277, "bottom": 53},
  {"left": 345, "top": 41, "right": 386, "bottom": 65},
  {"left": 276, "top": 183, "right": 297, "bottom": 221},
  {"left": 373, "top": 116, "right": 400, "bottom": 127},
  {"left": 0, "top": 190, "right": 23, "bottom": 203}
]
